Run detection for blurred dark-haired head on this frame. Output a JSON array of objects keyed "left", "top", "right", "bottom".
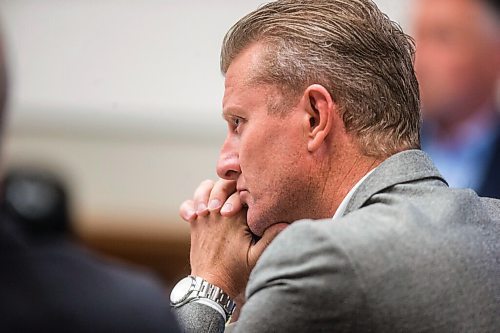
[{"left": 1, "top": 169, "right": 72, "bottom": 236}]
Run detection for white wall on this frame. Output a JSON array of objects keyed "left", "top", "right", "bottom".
[
  {"left": 0, "top": 0, "right": 410, "bottom": 130},
  {"left": 0, "top": 0, "right": 411, "bottom": 237}
]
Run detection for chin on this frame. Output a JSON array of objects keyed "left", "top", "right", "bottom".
[
  {"left": 247, "top": 220, "right": 264, "bottom": 237},
  {"left": 246, "top": 211, "right": 266, "bottom": 237},
  {"left": 247, "top": 208, "right": 286, "bottom": 238}
]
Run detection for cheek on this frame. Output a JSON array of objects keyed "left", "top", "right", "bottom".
[
  {"left": 240, "top": 120, "right": 306, "bottom": 186},
  {"left": 239, "top": 127, "right": 280, "bottom": 164},
  {"left": 240, "top": 137, "right": 290, "bottom": 189}
]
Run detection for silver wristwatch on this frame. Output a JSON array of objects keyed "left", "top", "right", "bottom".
[{"left": 170, "top": 276, "right": 236, "bottom": 318}]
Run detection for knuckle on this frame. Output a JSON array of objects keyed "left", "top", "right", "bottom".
[{"left": 200, "top": 179, "right": 215, "bottom": 187}]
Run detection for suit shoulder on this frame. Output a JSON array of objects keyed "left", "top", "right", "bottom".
[
  {"left": 480, "top": 197, "right": 500, "bottom": 221},
  {"left": 244, "top": 220, "right": 372, "bottom": 332},
  {"left": 251, "top": 218, "right": 364, "bottom": 298}
]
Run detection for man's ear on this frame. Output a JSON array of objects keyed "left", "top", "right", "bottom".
[{"left": 303, "top": 84, "right": 335, "bottom": 152}]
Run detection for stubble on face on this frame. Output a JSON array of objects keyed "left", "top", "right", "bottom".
[
  {"left": 224, "top": 42, "right": 329, "bottom": 237},
  {"left": 244, "top": 158, "right": 314, "bottom": 236}
]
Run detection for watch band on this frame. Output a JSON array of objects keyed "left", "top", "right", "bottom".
[
  {"left": 171, "top": 276, "right": 236, "bottom": 318},
  {"left": 193, "top": 276, "right": 236, "bottom": 317}
]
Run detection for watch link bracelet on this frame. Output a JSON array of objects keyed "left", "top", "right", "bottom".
[{"left": 170, "top": 275, "right": 236, "bottom": 319}]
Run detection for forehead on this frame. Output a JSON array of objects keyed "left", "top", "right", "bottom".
[
  {"left": 222, "top": 78, "right": 278, "bottom": 118},
  {"left": 222, "top": 42, "right": 299, "bottom": 118},
  {"left": 413, "top": 0, "right": 484, "bottom": 29},
  {"left": 222, "top": 43, "right": 272, "bottom": 110},
  {"left": 224, "top": 43, "right": 264, "bottom": 90}
]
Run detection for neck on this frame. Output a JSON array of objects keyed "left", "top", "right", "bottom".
[{"left": 316, "top": 148, "right": 384, "bottom": 219}]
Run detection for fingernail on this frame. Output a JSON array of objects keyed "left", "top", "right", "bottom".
[
  {"left": 196, "top": 203, "right": 207, "bottom": 214},
  {"left": 220, "top": 203, "right": 233, "bottom": 214},
  {"left": 208, "top": 199, "right": 221, "bottom": 210}
]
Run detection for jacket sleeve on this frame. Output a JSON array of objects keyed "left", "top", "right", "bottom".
[
  {"left": 231, "top": 219, "right": 368, "bottom": 333},
  {"left": 172, "top": 302, "right": 225, "bottom": 333}
]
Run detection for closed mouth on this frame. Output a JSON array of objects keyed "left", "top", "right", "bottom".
[{"left": 238, "top": 189, "right": 249, "bottom": 207}]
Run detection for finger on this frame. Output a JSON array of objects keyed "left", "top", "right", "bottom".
[
  {"left": 179, "top": 199, "right": 197, "bottom": 222},
  {"left": 207, "top": 179, "right": 237, "bottom": 212},
  {"left": 193, "top": 179, "right": 215, "bottom": 216},
  {"left": 220, "top": 192, "right": 243, "bottom": 217},
  {"left": 249, "top": 222, "right": 289, "bottom": 267}
]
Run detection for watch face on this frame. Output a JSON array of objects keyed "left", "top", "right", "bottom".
[{"left": 170, "top": 276, "right": 195, "bottom": 305}]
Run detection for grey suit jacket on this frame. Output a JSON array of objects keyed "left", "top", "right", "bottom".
[{"left": 174, "top": 150, "right": 500, "bottom": 332}]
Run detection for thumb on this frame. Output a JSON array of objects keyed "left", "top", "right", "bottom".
[{"left": 248, "top": 222, "right": 289, "bottom": 267}]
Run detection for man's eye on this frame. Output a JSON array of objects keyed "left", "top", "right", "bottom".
[
  {"left": 231, "top": 117, "right": 244, "bottom": 133},
  {"left": 226, "top": 116, "right": 244, "bottom": 133}
]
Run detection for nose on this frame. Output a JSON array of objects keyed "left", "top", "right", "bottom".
[{"left": 216, "top": 136, "right": 241, "bottom": 180}]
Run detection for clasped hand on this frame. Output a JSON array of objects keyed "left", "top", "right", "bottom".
[{"left": 179, "top": 179, "right": 287, "bottom": 305}]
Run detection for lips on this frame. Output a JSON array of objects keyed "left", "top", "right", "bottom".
[
  {"left": 236, "top": 184, "right": 248, "bottom": 196},
  {"left": 238, "top": 189, "right": 249, "bottom": 206}
]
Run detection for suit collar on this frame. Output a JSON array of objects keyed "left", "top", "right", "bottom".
[{"left": 344, "top": 149, "right": 447, "bottom": 215}]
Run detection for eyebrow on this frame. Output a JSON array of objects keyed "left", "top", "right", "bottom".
[
  {"left": 222, "top": 106, "right": 245, "bottom": 119},
  {"left": 221, "top": 112, "right": 238, "bottom": 124}
]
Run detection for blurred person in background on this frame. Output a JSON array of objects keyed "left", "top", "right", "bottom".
[
  {"left": 1, "top": 168, "right": 73, "bottom": 237},
  {"left": 0, "top": 32, "right": 180, "bottom": 332},
  {"left": 413, "top": 0, "right": 500, "bottom": 198}
]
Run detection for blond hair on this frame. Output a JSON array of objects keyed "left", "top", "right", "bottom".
[{"left": 221, "top": 0, "right": 421, "bottom": 157}]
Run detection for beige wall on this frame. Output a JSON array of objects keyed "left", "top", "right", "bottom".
[{"left": 0, "top": 0, "right": 409, "bottom": 234}]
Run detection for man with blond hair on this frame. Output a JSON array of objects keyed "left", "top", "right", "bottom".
[{"left": 171, "top": 0, "right": 500, "bottom": 332}]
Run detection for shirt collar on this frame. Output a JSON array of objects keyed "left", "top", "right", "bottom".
[{"left": 332, "top": 168, "right": 375, "bottom": 221}]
